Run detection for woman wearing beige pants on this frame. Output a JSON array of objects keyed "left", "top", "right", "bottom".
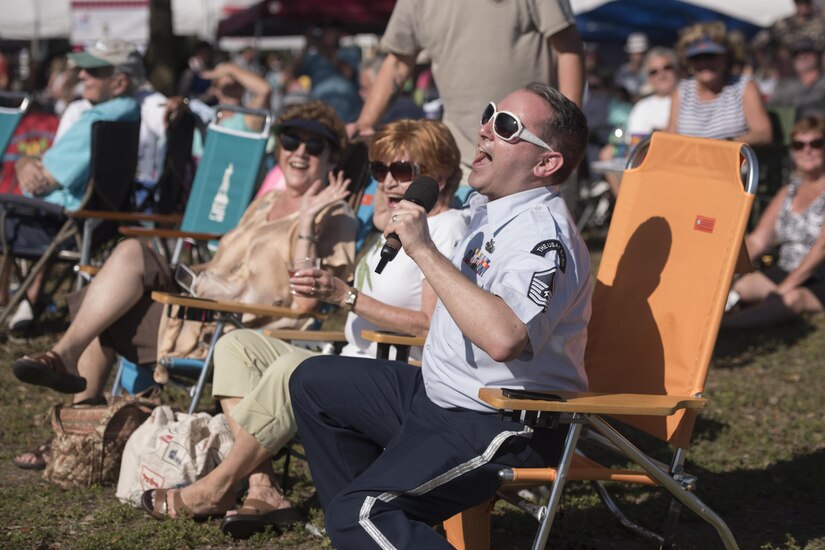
[{"left": 141, "top": 119, "right": 469, "bottom": 541}]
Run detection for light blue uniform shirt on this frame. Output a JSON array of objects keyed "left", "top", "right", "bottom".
[
  {"left": 421, "top": 186, "right": 592, "bottom": 412},
  {"left": 40, "top": 96, "right": 140, "bottom": 211}
]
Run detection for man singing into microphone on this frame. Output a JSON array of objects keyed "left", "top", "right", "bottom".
[{"left": 290, "top": 83, "right": 591, "bottom": 549}]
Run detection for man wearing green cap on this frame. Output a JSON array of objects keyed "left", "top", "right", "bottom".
[
  {"left": 0, "top": 39, "right": 141, "bottom": 335},
  {"left": 13, "top": 39, "right": 141, "bottom": 210}
]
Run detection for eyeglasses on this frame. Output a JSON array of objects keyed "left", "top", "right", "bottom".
[
  {"left": 648, "top": 64, "right": 674, "bottom": 76},
  {"left": 83, "top": 66, "right": 115, "bottom": 79},
  {"left": 481, "top": 102, "right": 554, "bottom": 151},
  {"left": 688, "top": 53, "right": 722, "bottom": 63},
  {"left": 791, "top": 138, "right": 825, "bottom": 151},
  {"left": 369, "top": 161, "right": 421, "bottom": 183},
  {"left": 280, "top": 133, "right": 327, "bottom": 156}
]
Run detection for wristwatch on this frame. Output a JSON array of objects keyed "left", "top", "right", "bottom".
[{"left": 342, "top": 287, "right": 359, "bottom": 311}]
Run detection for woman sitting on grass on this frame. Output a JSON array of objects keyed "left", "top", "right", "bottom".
[{"left": 724, "top": 116, "right": 825, "bottom": 328}]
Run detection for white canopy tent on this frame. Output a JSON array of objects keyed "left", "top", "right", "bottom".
[{"left": 0, "top": 0, "right": 260, "bottom": 43}]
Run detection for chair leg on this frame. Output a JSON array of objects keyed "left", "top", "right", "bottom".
[
  {"left": 661, "top": 448, "right": 688, "bottom": 549},
  {"left": 585, "top": 415, "right": 739, "bottom": 550},
  {"left": 532, "top": 415, "right": 585, "bottom": 550},
  {"left": 0, "top": 220, "right": 75, "bottom": 328},
  {"left": 186, "top": 316, "right": 226, "bottom": 414},
  {"left": 443, "top": 499, "right": 494, "bottom": 550},
  {"left": 590, "top": 480, "right": 663, "bottom": 544}
]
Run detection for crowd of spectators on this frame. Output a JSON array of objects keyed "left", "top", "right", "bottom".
[{"left": 2, "top": 0, "right": 825, "bottom": 544}]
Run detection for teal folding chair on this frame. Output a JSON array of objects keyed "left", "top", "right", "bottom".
[
  {"left": 0, "top": 92, "right": 29, "bottom": 158},
  {"left": 111, "top": 105, "right": 273, "bottom": 409}
]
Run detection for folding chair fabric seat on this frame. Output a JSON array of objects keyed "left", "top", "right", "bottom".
[{"left": 0, "top": 92, "right": 29, "bottom": 160}]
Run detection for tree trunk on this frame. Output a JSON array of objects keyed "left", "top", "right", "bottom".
[{"left": 146, "top": 0, "right": 176, "bottom": 96}]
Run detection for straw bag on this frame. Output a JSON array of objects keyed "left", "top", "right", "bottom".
[{"left": 43, "top": 393, "right": 159, "bottom": 489}]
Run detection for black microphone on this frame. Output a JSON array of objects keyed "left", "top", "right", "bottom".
[{"left": 375, "top": 175, "right": 440, "bottom": 274}]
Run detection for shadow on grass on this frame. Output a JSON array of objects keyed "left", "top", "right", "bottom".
[
  {"left": 713, "top": 317, "right": 818, "bottom": 370},
  {"left": 491, "top": 447, "right": 825, "bottom": 550}
]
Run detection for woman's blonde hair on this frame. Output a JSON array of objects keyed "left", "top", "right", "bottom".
[
  {"left": 369, "top": 119, "right": 462, "bottom": 199},
  {"left": 791, "top": 115, "right": 825, "bottom": 140}
]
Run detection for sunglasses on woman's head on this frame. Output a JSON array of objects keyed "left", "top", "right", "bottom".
[
  {"left": 280, "top": 133, "right": 327, "bottom": 156},
  {"left": 480, "top": 102, "right": 554, "bottom": 151},
  {"left": 369, "top": 161, "right": 421, "bottom": 183},
  {"left": 791, "top": 138, "right": 825, "bottom": 151}
]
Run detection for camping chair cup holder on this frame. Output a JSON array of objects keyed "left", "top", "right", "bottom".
[{"left": 451, "top": 134, "right": 758, "bottom": 550}]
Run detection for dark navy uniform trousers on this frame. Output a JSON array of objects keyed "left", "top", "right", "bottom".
[{"left": 290, "top": 355, "right": 567, "bottom": 549}]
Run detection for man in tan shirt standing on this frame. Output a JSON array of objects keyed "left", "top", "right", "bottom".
[{"left": 350, "top": 0, "right": 584, "bottom": 177}]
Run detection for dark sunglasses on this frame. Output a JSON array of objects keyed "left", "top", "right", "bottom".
[
  {"left": 791, "top": 138, "right": 825, "bottom": 151},
  {"left": 688, "top": 53, "right": 722, "bottom": 63},
  {"left": 83, "top": 66, "right": 115, "bottom": 79},
  {"left": 369, "top": 161, "right": 420, "bottom": 183},
  {"left": 280, "top": 133, "right": 327, "bottom": 156},
  {"left": 648, "top": 64, "right": 674, "bottom": 76},
  {"left": 480, "top": 102, "right": 554, "bottom": 151}
]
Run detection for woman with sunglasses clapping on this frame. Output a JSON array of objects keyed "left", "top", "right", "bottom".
[
  {"left": 724, "top": 116, "right": 825, "bottom": 328},
  {"left": 137, "top": 119, "right": 469, "bottom": 536}
]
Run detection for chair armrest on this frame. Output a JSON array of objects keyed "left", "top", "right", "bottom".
[
  {"left": 75, "top": 265, "right": 101, "bottom": 277},
  {"left": 120, "top": 226, "right": 224, "bottom": 241},
  {"left": 151, "top": 291, "right": 326, "bottom": 321},
  {"left": 360, "top": 330, "right": 426, "bottom": 347},
  {"left": 69, "top": 209, "right": 182, "bottom": 225},
  {"left": 262, "top": 329, "right": 347, "bottom": 342},
  {"left": 478, "top": 388, "right": 707, "bottom": 416}
]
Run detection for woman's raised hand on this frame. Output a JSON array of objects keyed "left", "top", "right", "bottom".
[{"left": 300, "top": 170, "right": 352, "bottom": 219}]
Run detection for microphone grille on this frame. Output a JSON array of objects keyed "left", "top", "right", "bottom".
[{"left": 403, "top": 175, "right": 440, "bottom": 212}]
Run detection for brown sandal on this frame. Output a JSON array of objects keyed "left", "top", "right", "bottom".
[
  {"left": 12, "top": 439, "right": 51, "bottom": 470},
  {"left": 141, "top": 489, "right": 216, "bottom": 522},
  {"left": 11, "top": 351, "right": 86, "bottom": 394}
]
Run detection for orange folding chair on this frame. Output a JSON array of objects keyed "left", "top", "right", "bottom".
[{"left": 451, "top": 132, "right": 756, "bottom": 549}]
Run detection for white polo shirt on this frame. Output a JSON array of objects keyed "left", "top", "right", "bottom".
[{"left": 421, "top": 186, "right": 592, "bottom": 412}]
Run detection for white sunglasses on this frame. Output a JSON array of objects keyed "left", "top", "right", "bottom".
[{"left": 481, "top": 102, "right": 555, "bottom": 152}]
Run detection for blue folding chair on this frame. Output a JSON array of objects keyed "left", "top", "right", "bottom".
[{"left": 111, "top": 105, "right": 274, "bottom": 408}]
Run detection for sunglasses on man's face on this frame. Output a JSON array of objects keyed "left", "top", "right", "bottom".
[
  {"left": 280, "top": 133, "right": 327, "bottom": 156},
  {"left": 369, "top": 161, "right": 420, "bottom": 183},
  {"left": 648, "top": 64, "right": 674, "bottom": 77},
  {"left": 83, "top": 66, "right": 116, "bottom": 79},
  {"left": 791, "top": 138, "right": 825, "bottom": 151},
  {"left": 480, "top": 102, "right": 554, "bottom": 151}
]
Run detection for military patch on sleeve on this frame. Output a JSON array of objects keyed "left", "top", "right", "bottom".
[
  {"left": 530, "top": 240, "right": 567, "bottom": 272},
  {"left": 528, "top": 268, "right": 556, "bottom": 312}
]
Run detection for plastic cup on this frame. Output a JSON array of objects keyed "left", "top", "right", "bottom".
[{"left": 285, "top": 257, "right": 320, "bottom": 278}]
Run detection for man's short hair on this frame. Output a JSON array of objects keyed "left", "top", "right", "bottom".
[{"left": 525, "top": 83, "right": 588, "bottom": 184}]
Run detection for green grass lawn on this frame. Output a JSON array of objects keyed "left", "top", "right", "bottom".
[{"left": 1, "top": 285, "right": 824, "bottom": 549}]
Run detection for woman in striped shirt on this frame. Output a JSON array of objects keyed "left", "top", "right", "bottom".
[{"left": 667, "top": 22, "right": 771, "bottom": 144}]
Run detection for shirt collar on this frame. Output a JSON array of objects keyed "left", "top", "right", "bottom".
[{"left": 468, "top": 185, "right": 560, "bottom": 230}]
